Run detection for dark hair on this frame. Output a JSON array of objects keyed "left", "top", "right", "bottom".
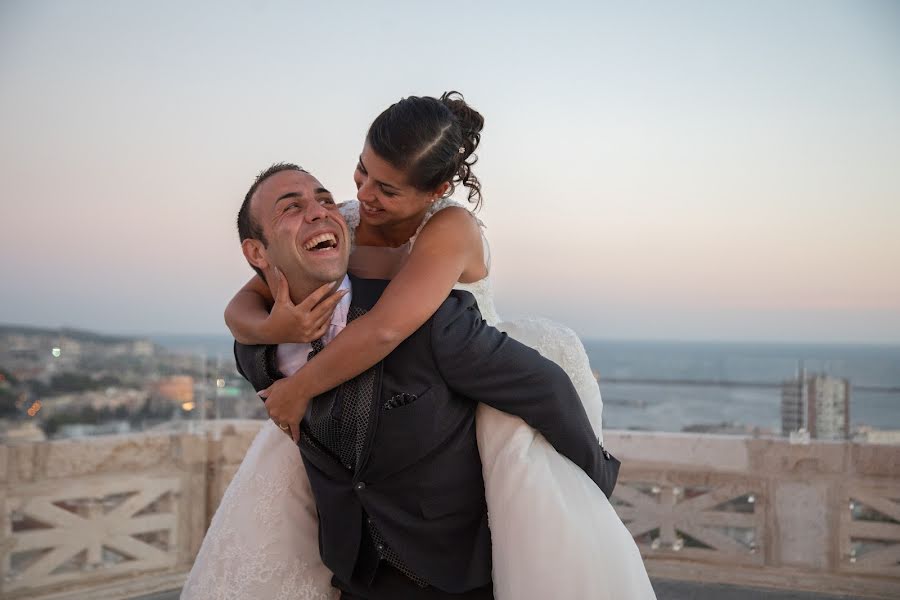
[
  {"left": 366, "top": 91, "right": 484, "bottom": 208},
  {"left": 237, "top": 162, "right": 306, "bottom": 279}
]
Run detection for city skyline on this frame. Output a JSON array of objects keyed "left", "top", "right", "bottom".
[{"left": 1, "top": 1, "right": 899, "bottom": 343}]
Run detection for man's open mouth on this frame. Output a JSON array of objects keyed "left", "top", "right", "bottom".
[{"left": 302, "top": 232, "right": 338, "bottom": 252}]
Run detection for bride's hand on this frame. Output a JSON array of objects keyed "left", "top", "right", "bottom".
[
  {"left": 261, "top": 266, "right": 347, "bottom": 343},
  {"left": 259, "top": 376, "right": 309, "bottom": 444}
]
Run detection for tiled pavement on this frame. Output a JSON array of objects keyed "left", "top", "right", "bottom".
[
  {"left": 137, "top": 579, "right": 866, "bottom": 599},
  {"left": 651, "top": 579, "right": 863, "bottom": 599}
]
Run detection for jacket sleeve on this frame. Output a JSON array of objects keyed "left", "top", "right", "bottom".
[
  {"left": 233, "top": 341, "right": 283, "bottom": 393},
  {"left": 430, "top": 292, "right": 620, "bottom": 497}
]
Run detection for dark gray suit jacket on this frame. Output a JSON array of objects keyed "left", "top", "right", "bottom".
[{"left": 235, "top": 275, "right": 619, "bottom": 594}]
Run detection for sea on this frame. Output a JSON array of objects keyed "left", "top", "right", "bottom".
[
  {"left": 150, "top": 335, "right": 900, "bottom": 434},
  {"left": 582, "top": 340, "right": 900, "bottom": 433}
]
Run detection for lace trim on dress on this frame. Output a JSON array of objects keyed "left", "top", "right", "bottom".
[
  {"left": 411, "top": 197, "right": 485, "bottom": 242},
  {"left": 340, "top": 198, "right": 486, "bottom": 263},
  {"left": 412, "top": 198, "right": 491, "bottom": 271},
  {"left": 339, "top": 200, "right": 360, "bottom": 249},
  {"left": 408, "top": 198, "right": 501, "bottom": 325},
  {"left": 339, "top": 199, "right": 497, "bottom": 324}
]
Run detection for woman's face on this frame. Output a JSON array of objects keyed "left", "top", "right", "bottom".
[{"left": 354, "top": 142, "right": 437, "bottom": 227}]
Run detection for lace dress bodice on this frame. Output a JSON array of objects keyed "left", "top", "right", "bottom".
[{"left": 339, "top": 199, "right": 501, "bottom": 325}]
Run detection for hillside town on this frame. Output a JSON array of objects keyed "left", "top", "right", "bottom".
[{"left": 0, "top": 325, "right": 262, "bottom": 443}]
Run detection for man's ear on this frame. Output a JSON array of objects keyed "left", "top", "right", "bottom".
[{"left": 242, "top": 238, "right": 269, "bottom": 272}]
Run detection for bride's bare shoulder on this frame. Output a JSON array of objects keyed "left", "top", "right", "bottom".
[
  {"left": 413, "top": 205, "right": 487, "bottom": 281},
  {"left": 419, "top": 204, "right": 481, "bottom": 237}
]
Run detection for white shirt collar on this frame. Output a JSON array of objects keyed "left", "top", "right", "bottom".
[
  {"left": 331, "top": 275, "right": 352, "bottom": 327},
  {"left": 275, "top": 274, "right": 352, "bottom": 377}
]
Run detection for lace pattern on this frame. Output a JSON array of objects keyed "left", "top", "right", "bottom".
[
  {"left": 409, "top": 197, "right": 485, "bottom": 245},
  {"left": 339, "top": 200, "right": 360, "bottom": 249},
  {"left": 494, "top": 317, "right": 604, "bottom": 439},
  {"left": 180, "top": 422, "right": 338, "bottom": 600}
]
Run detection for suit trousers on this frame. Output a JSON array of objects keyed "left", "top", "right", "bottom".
[{"left": 334, "top": 565, "right": 494, "bottom": 600}]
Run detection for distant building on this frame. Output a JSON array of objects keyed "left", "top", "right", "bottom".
[
  {"left": 152, "top": 376, "right": 195, "bottom": 404},
  {"left": 57, "top": 420, "right": 131, "bottom": 438},
  {"left": 1, "top": 421, "right": 47, "bottom": 443},
  {"left": 789, "top": 429, "right": 811, "bottom": 445},
  {"left": 781, "top": 379, "right": 804, "bottom": 436},
  {"left": 131, "top": 340, "right": 156, "bottom": 357},
  {"left": 781, "top": 373, "right": 850, "bottom": 440},
  {"left": 852, "top": 427, "right": 900, "bottom": 445}
]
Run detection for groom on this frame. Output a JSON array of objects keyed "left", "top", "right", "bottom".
[{"left": 233, "top": 163, "right": 619, "bottom": 599}]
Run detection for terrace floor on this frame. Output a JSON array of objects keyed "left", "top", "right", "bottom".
[{"left": 137, "top": 579, "right": 865, "bottom": 600}]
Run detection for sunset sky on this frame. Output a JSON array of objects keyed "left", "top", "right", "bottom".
[{"left": 1, "top": 0, "right": 898, "bottom": 343}]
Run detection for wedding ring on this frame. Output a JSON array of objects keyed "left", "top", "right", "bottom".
[{"left": 278, "top": 422, "right": 290, "bottom": 431}]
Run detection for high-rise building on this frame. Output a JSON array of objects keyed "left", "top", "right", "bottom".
[
  {"left": 781, "top": 378, "right": 804, "bottom": 436},
  {"left": 781, "top": 373, "right": 850, "bottom": 440}
]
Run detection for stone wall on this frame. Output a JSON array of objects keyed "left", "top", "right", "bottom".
[
  {"left": 0, "top": 422, "right": 260, "bottom": 600},
  {"left": 607, "top": 430, "right": 900, "bottom": 599},
  {"left": 2, "top": 423, "right": 898, "bottom": 599}
]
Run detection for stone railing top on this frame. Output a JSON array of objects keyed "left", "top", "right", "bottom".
[{"left": 2, "top": 421, "right": 899, "bottom": 599}]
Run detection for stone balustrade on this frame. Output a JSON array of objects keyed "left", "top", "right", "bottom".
[
  {"left": 0, "top": 421, "right": 260, "bottom": 600},
  {"left": 2, "top": 422, "right": 898, "bottom": 599},
  {"left": 610, "top": 431, "right": 900, "bottom": 598}
]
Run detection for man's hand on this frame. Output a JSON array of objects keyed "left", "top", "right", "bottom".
[
  {"left": 259, "top": 375, "right": 310, "bottom": 444},
  {"left": 262, "top": 266, "right": 347, "bottom": 343}
]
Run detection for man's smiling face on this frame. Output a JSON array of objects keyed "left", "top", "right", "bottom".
[{"left": 244, "top": 169, "right": 350, "bottom": 300}]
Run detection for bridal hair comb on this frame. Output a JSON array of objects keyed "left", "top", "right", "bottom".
[{"left": 458, "top": 146, "right": 465, "bottom": 154}]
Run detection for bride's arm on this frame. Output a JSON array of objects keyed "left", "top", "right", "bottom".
[
  {"left": 225, "top": 271, "right": 349, "bottom": 345},
  {"left": 224, "top": 276, "right": 275, "bottom": 344},
  {"left": 261, "top": 207, "right": 485, "bottom": 440}
]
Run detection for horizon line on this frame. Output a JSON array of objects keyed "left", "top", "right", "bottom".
[{"left": 3, "top": 321, "right": 899, "bottom": 349}]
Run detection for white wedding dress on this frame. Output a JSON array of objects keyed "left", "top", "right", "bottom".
[{"left": 182, "top": 200, "right": 655, "bottom": 600}]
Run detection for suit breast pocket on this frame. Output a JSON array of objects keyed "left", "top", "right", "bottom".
[
  {"left": 379, "top": 386, "right": 437, "bottom": 425},
  {"left": 372, "top": 386, "right": 442, "bottom": 465}
]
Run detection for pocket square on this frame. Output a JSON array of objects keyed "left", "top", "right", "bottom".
[{"left": 384, "top": 393, "right": 417, "bottom": 410}]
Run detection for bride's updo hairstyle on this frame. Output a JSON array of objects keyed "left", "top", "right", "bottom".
[{"left": 366, "top": 91, "right": 485, "bottom": 208}]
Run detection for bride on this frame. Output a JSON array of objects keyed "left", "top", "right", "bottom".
[{"left": 182, "top": 92, "right": 655, "bottom": 599}]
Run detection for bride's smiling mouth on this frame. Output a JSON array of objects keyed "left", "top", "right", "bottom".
[{"left": 360, "top": 201, "right": 385, "bottom": 215}]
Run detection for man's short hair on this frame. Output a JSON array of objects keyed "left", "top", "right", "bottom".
[{"left": 237, "top": 162, "right": 306, "bottom": 279}]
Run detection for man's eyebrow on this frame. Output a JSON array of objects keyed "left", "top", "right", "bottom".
[
  {"left": 274, "top": 187, "right": 332, "bottom": 209},
  {"left": 358, "top": 156, "right": 400, "bottom": 191},
  {"left": 275, "top": 192, "right": 302, "bottom": 205}
]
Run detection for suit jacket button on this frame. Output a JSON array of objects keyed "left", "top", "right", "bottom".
[{"left": 355, "top": 482, "right": 366, "bottom": 491}]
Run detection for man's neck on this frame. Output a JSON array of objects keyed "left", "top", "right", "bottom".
[{"left": 290, "top": 276, "right": 345, "bottom": 306}]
